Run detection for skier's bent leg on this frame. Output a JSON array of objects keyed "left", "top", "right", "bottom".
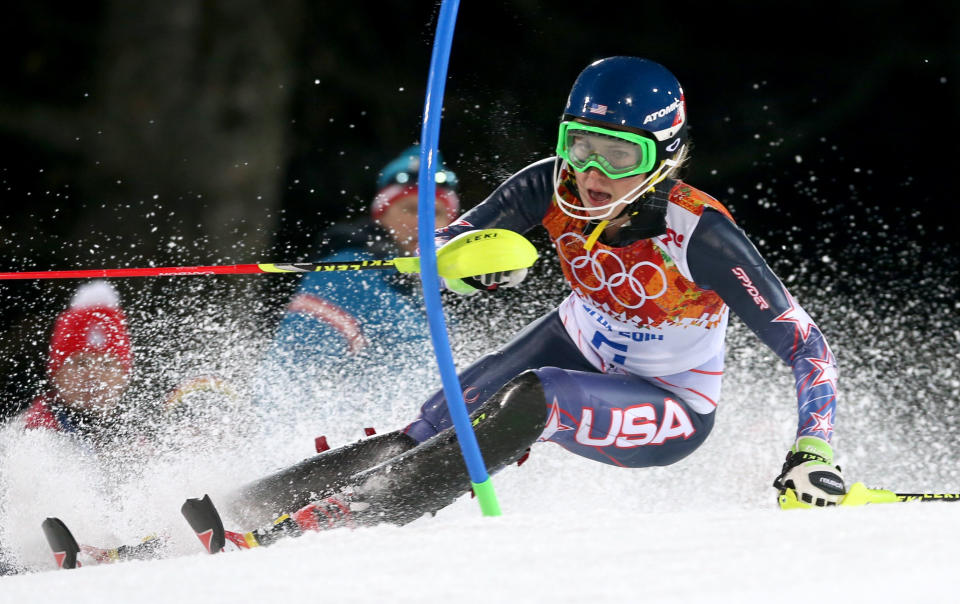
[
  {"left": 272, "top": 371, "right": 550, "bottom": 533},
  {"left": 534, "top": 367, "right": 716, "bottom": 468},
  {"left": 238, "top": 366, "right": 716, "bottom": 543}
]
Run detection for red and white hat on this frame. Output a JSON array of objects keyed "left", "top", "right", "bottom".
[
  {"left": 47, "top": 280, "right": 132, "bottom": 378},
  {"left": 370, "top": 184, "right": 460, "bottom": 223}
]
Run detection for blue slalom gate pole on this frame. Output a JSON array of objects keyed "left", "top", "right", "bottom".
[{"left": 416, "top": 0, "right": 501, "bottom": 516}]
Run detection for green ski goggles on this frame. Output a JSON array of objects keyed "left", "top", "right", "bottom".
[{"left": 555, "top": 121, "right": 657, "bottom": 179}]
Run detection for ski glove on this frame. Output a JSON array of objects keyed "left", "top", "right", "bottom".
[
  {"left": 443, "top": 268, "right": 529, "bottom": 296},
  {"left": 773, "top": 436, "right": 846, "bottom": 507}
]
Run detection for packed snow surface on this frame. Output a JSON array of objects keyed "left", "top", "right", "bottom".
[{"left": 1, "top": 457, "right": 957, "bottom": 602}]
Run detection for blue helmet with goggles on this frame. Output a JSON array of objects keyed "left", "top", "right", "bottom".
[
  {"left": 554, "top": 57, "right": 687, "bottom": 220},
  {"left": 376, "top": 144, "right": 459, "bottom": 191}
]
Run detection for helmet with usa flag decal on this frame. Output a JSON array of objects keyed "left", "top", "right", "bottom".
[{"left": 554, "top": 56, "right": 688, "bottom": 220}]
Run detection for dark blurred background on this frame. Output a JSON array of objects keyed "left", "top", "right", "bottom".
[{"left": 1, "top": 1, "right": 957, "bottom": 418}]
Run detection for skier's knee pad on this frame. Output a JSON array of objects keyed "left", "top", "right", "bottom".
[
  {"left": 229, "top": 429, "right": 418, "bottom": 525},
  {"left": 338, "top": 373, "right": 549, "bottom": 527},
  {"left": 469, "top": 370, "right": 548, "bottom": 470}
]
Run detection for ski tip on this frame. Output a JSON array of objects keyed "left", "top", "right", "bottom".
[
  {"left": 180, "top": 494, "right": 213, "bottom": 516},
  {"left": 181, "top": 494, "right": 227, "bottom": 554},
  {"left": 41, "top": 517, "right": 81, "bottom": 570}
]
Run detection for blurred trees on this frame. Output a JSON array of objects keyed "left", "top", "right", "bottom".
[{"left": 2, "top": 1, "right": 302, "bottom": 263}]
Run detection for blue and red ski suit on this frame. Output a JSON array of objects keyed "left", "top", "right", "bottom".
[{"left": 404, "top": 159, "right": 838, "bottom": 468}]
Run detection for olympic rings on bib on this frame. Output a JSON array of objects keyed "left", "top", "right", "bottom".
[{"left": 555, "top": 232, "right": 667, "bottom": 309}]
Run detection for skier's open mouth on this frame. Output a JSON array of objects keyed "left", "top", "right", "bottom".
[{"left": 586, "top": 189, "right": 612, "bottom": 206}]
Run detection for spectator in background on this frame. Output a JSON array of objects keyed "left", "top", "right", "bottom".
[
  {"left": 19, "top": 280, "right": 132, "bottom": 442},
  {"left": 254, "top": 145, "right": 460, "bottom": 426}
]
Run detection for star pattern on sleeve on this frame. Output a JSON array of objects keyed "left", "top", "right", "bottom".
[
  {"left": 807, "top": 409, "right": 834, "bottom": 439},
  {"left": 538, "top": 398, "right": 575, "bottom": 442},
  {"left": 772, "top": 290, "right": 816, "bottom": 343},
  {"left": 806, "top": 355, "right": 839, "bottom": 391}
]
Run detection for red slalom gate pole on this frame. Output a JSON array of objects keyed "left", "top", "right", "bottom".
[
  {"left": 0, "top": 231, "right": 536, "bottom": 282},
  {"left": 0, "top": 260, "right": 401, "bottom": 281}
]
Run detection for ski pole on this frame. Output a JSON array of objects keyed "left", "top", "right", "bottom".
[
  {"left": 0, "top": 228, "right": 537, "bottom": 282},
  {"left": 778, "top": 481, "right": 960, "bottom": 509}
]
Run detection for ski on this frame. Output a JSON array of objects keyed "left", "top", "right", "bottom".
[
  {"left": 178, "top": 380, "right": 547, "bottom": 554},
  {"left": 181, "top": 493, "right": 311, "bottom": 554},
  {"left": 779, "top": 481, "right": 960, "bottom": 509},
  {"left": 41, "top": 517, "right": 166, "bottom": 569},
  {"left": 181, "top": 494, "right": 274, "bottom": 553}
]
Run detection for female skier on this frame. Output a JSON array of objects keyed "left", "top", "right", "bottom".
[{"left": 217, "top": 56, "right": 843, "bottom": 546}]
